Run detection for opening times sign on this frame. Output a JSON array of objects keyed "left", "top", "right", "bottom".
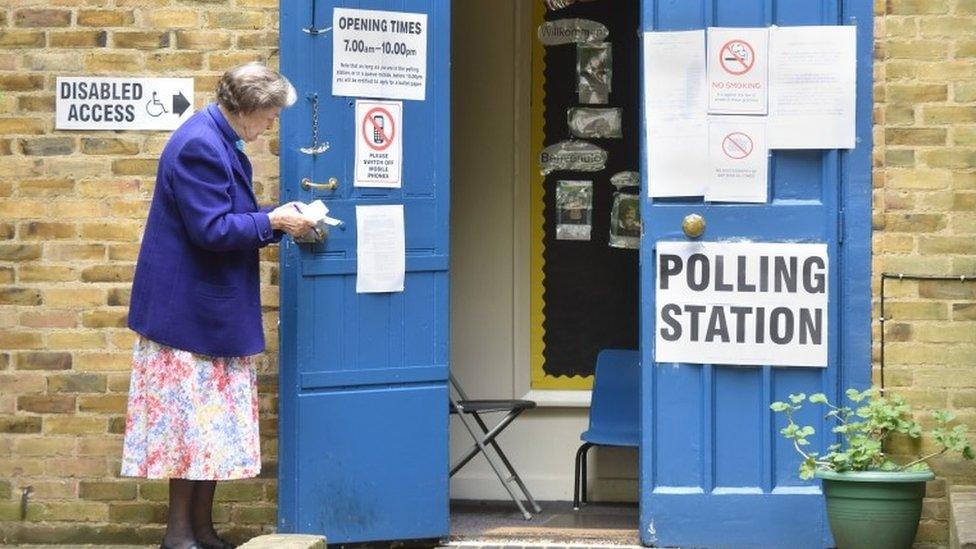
[
  {"left": 332, "top": 8, "right": 428, "bottom": 101},
  {"left": 655, "top": 241, "right": 828, "bottom": 367}
]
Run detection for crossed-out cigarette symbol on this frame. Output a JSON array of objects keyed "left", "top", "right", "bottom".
[
  {"left": 720, "top": 39, "right": 755, "bottom": 75},
  {"left": 722, "top": 132, "right": 754, "bottom": 159}
]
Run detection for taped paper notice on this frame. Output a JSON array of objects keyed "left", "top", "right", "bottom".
[
  {"left": 643, "top": 30, "right": 708, "bottom": 197},
  {"left": 537, "top": 18, "right": 609, "bottom": 46},
  {"left": 655, "top": 241, "right": 829, "bottom": 367},
  {"left": 609, "top": 193, "right": 640, "bottom": 249},
  {"left": 611, "top": 171, "right": 640, "bottom": 189},
  {"left": 556, "top": 180, "right": 593, "bottom": 241},
  {"left": 707, "top": 27, "right": 769, "bottom": 114},
  {"left": 355, "top": 204, "right": 405, "bottom": 294},
  {"left": 578, "top": 43, "right": 612, "bottom": 104},
  {"left": 768, "top": 25, "right": 857, "bottom": 149},
  {"left": 332, "top": 8, "right": 428, "bottom": 101},
  {"left": 568, "top": 107, "right": 622, "bottom": 138},
  {"left": 540, "top": 140, "right": 607, "bottom": 175},
  {"left": 706, "top": 116, "right": 768, "bottom": 203}
]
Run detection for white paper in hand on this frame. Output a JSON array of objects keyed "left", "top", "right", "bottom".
[{"left": 293, "top": 200, "right": 342, "bottom": 242}]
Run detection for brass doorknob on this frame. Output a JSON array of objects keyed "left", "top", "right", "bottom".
[
  {"left": 682, "top": 213, "right": 705, "bottom": 238},
  {"left": 301, "top": 177, "right": 339, "bottom": 191}
]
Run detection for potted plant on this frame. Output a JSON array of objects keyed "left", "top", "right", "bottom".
[{"left": 771, "top": 388, "right": 974, "bottom": 549}]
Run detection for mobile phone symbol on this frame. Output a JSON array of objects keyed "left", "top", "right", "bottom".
[{"left": 372, "top": 115, "right": 385, "bottom": 144}]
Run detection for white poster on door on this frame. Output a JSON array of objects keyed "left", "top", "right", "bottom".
[
  {"left": 356, "top": 205, "right": 405, "bottom": 293},
  {"left": 355, "top": 100, "right": 402, "bottom": 188},
  {"left": 768, "top": 25, "right": 857, "bottom": 149},
  {"left": 707, "top": 27, "right": 769, "bottom": 114},
  {"left": 332, "top": 8, "right": 428, "bottom": 101},
  {"left": 655, "top": 241, "right": 828, "bottom": 367},
  {"left": 643, "top": 30, "right": 708, "bottom": 197},
  {"left": 706, "top": 116, "right": 768, "bottom": 203}
]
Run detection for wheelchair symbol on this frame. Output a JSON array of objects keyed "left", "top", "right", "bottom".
[{"left": 146, "top": 91, "right": 168, "bottom": 117}]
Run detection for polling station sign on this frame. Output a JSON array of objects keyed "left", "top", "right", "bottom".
[
  {"left": 56, "top": 77, "right": 194, "bottom": 131},
  {"left": 655, "top": 241, "right": 828, "bottom": 367}
]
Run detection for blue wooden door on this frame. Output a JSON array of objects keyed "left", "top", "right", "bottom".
[
  {"left": 639, "top": 1, "right": 872, "bottom": 547},
  {"left": 278, "top": 0, "right": 450, "bottom": 543}
]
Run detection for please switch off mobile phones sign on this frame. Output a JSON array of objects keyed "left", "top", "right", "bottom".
[{"left": 354, "top": 99, "right": 402, "bottom": 188}]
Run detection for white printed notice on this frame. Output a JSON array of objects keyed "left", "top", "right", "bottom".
[
  {"left": 706, "top": 116, "right": 768, "bottom": 203},
  {"left": 356, "top": 205, "right": 405, "bottom": 294},
  {"left": 643, "top": 30, "right": 708, "bottom": 198},
  {"left": 56, "top": 77, "right": 194, "bottom": 130},
  {"left": 707, "top": 27, "right": 769, "bottom": 114},
  {"left": 768, "top": 25, "right": 857, "bottom": 149},
  {"left": 655, "top": 241, "right": 828, "bottom": 367},
  {"left": 355, "top": 100, "right": 402, "bottom": 188},
  {"left": 333, "top": 8, "right": 428, "bottom": 101}
]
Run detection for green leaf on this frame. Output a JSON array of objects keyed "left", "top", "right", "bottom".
[
  {"left": 789, "top": 393, "right": 807, "bottom": 404},
  {"left": 770, "top": 402, "right": 790, "bottom": 413},
  {"left": 809, "top": 393, "right": 828, "bottom": 404}
]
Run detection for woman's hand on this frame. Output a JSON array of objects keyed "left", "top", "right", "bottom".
[{"left": 268, "top": 203, "right": 316, "bottom": 237}]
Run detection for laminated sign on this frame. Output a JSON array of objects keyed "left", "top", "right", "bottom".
[
  {"left": 707, "top": 27, "right": 769, "bottom": 114},
  {"left": 539, "top": 140, "right": 607, "bottom": 175},
  {"left": 537, "top": 18, "right": 609, "bottom": 46},
  {"left": 655, "top": 241, "right": 828, "bottom": 367},
  {"left": 355, "top": 100, "right": 402, "bottom": 188}
]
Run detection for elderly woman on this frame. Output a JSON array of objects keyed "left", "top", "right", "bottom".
[{"left": 121, "top": 63, "right": 314, "bottom": 549}]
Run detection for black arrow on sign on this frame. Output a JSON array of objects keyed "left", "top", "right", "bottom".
[{"left": 172, "top": 91, "right": 190, "bottom": 117}]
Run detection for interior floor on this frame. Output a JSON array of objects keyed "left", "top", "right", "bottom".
[{"left": 449, "top": 500, "right": 640, "bottom": 546}]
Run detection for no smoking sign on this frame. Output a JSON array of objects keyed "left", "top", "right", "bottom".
[
  {"left": 707, "top": 27, "right": 768, "bottom": 115},
  {"left": 355, "top": 100, "right": 403, "bottom": 188}
]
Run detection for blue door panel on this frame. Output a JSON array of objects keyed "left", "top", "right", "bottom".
[
  {"left": 652, "top": 364, "right": 702, "bottom": 488},
  {"left": 713, "top": 368, "right": 763, "bottom": 489},
  {"left": 646, "top": 495, "right": 824, "bottom": 549},
  {"left": 296, "top": 385, "right": 449, "bottom": 542},
  {"left": 772, "top": 150, "right": 826, "bottom": 201},
  {"left": 640, "top": 0, "right": 872, "bottom": 546},
  {"left": 279, "top": 0, "right": 450, "bottom": 543}
]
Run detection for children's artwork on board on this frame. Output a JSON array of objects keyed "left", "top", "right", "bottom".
[
  {"left": 609, "top": 192, "right": 640, "bottom": 249},
  {"left": 556, "top": 180, "right": 594, "bottom": 241},
  {"left": 611, "top": 170, "right": 640, "bottom": 189},
  {"left": 577, "top": 43, "right": 612, "bottom": 104},
  {"left": 568, "top": 107, "right": 623, "bottom": 138}
]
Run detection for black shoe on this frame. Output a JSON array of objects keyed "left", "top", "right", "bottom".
[{"left": 160, "top": 543, "right": 203, "bottom": 549}]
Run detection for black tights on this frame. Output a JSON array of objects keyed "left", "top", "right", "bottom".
[{"left": 162, "top": 479, "right": 225, "bottom": 549}]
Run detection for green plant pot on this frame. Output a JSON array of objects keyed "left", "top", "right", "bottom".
[{"left": 815, "top": 469, "right": 935, "bottom": 549}]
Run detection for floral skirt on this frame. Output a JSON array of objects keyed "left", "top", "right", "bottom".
[{"left": 121, "top": 335, "right": 261, "bottom": 480}]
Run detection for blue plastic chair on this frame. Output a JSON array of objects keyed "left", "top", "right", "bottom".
[{"left": 574, "top": 349, "right": 640, "bottom": 510}]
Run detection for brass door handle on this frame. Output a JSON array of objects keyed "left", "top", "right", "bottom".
[{"left": 301, "top": 177, "right": 339, "bottom": 191}]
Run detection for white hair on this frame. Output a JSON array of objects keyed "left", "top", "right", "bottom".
[{"left": 216, "top": 62, "right": 297, "bottom": 113}]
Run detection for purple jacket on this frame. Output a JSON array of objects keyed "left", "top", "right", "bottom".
[{"left": 128, "top": 103, "right": 280, "bottom": 357}]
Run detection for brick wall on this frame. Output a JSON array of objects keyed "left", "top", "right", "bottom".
[
  {"left": 874, "top": 0, "right": 976, "bottom": 545},
  {"left": 0, "top": 0, "right": 281, "bottom": 544},
  {"left": 1, "top": 0, "right": 975, "bottom": 545}
]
